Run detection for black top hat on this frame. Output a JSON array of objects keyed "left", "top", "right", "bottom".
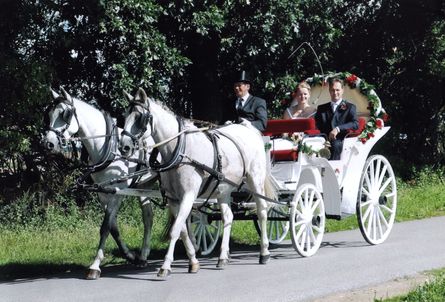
[{"left": 235, "top": 70, "right": 251, "bottom": 84}]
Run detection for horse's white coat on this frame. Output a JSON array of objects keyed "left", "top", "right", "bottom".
[{"left": 120, "top": 88, "right": 276, "bottom": 276}]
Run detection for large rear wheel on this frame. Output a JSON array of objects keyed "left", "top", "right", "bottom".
[
  {"left": 290, "top": 183, "right": 325, "bottom": 257},
  {"left": 357, "top": 155, "right": 397, "bottom": 245}
]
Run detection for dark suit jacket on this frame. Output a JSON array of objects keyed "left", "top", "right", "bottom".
[
  {"left": 236, "top": 95, "right": 268, "bottom": 131},
  {"left": 315, "top": 100, "right": 358, "bottom": 140}
]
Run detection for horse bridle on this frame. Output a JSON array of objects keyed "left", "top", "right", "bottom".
[
  {"left": 121, "top": 101, "right": 153, "bottom": 148},
  {"left": 47, "top": 98, "right": 79, "bottom": 149}
]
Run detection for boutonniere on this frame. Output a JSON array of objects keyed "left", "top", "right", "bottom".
[{"left": 339, "top": 101, "right": 347, "bottom": 111}]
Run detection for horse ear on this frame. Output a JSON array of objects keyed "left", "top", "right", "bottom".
[
  {"left": 60, "top": 86, "right": 73, "bottom": 104},
  {"left": 123, "top": 90, "right": 134, "bottom": 102},
  {"left": 50, "top": 87, "right": 60, "bottom": 99},
  {"left": 134, "top": 87, "right": 148, "bottom": 103}
]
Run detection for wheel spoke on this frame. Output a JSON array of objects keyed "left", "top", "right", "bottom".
[
  {"left": 362, "top": 202, "right": 373, "bottom": 222},
  {"left": 364, "top": 171, "right": 372, "bottom": 191},
  {"left": 295, "top": 223, "right": 306, "bottom": 242},
  {"left": 374, "top": 158, "right": 382, "bottom": 185},
  {"left": 360, "top": 198, "right": 373, "bottom": 208},
  {"left": 308, "top": 225, "right": 317, "bottom": 243},
  {"left": 295, "top": 220, "right": 305, "bottom": 227},
  {"left": 361, "top": 186, "right": 370, "bottom": 196},
  {"left": 310, "top": 199, "right": 321, "bottom": 213},
  {"left": 378, "top": 178, "right": 393, "bottom": 195},
  {"left": 377, "top": 165, "right": 388, "bottom": 188},
  {"left": 206, "top": 226, "right": 216, "bottom": 242},
  {"left": 365, "top": 206, "right": 375, "bottom": 235},
  {"left": 380, "top": 204, "right": 395, "bottom": 214},
  {"left": 376, "top": 210, "right": 384, "bottom": 239},
  {"left": 377, "top": 206, "right": 389, "bottom": 229},
  {"left": 369, "top": 160, "right": 375, "bottom": 187}
]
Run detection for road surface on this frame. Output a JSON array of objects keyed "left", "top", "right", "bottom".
[{"left": 2, "top": 216, "right": 445, "bottom": 302}]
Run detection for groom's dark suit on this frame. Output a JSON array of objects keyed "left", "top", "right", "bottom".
[
  {"left": 315, "top": 100, "right": 358, "bottom": 160},
  {"left": 236, "top": 95, "right": 267, "bottom": 131}
]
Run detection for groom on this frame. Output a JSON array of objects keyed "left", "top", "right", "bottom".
[{"left": 315, "top": 77, "right": 358, "bottom": 160}]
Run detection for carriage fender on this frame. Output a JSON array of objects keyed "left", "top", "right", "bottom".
[
  {"left": 300, "top": 157, "right": 342, "bottom": 217},
  {"left": 297, "top": 166, "right": 323, "bottom": 193}
]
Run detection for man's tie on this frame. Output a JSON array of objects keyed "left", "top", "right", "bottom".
[
  {"left": 237, "top": 98, "right": 243, "bottom": 110},
  {"left": 331, "top": 102, "right": 337, "bottom": 113}
]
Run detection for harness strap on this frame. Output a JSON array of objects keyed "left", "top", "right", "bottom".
[
  {"left": 197, "top": 131, "right": 222, "bottom": 198},
  {"left": 184, "top": 154, "right": 279, "bottom": 204},
  {"left": 214, "top": 130, "right": 247, "bottom": 178},
  {"left": 148, "top": 117, "right": 186, "bottom": 172}
]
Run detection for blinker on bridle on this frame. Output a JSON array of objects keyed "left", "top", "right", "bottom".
[
  {"left": 121, "top": 101, "right": 153, "bottom": 146},
  {"left": 48, "top": 98, "right": 78, "bottom": 148}
]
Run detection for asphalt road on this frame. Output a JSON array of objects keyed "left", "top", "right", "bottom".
[{"left": 2, "top": 216, "right": 445, "bottom": 302}]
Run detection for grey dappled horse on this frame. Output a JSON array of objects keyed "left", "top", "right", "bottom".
[{"left": 119, "top": 88, "right": 276, "bottom": 278}]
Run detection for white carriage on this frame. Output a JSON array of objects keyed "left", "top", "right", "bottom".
[{"left": 185, "top": 72, "right": 397, "bottom": 257}]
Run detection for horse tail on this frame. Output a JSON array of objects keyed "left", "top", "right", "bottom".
[{"left": 264, "top": 173, "right": 277, "bottom": 203}]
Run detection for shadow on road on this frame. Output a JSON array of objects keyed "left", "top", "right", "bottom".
[{"left": 0, "top": 239, "right": 366, "bottom": 283}]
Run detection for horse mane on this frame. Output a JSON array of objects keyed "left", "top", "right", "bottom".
[
  {"left": 149, "top": 98, "right": 197, "bottom": 129},
  {"left": 73, "top": 97, "right": 103, "bottom": 116}
]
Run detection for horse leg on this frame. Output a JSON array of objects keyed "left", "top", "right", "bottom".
[
  {"left": 86, "top": 195, "right": 124, "bottom": 280},
  {"left": 158, "top": 193, "right": 195, "bottom": 278},
  {"left": 248, "top": 179, "right": 270, "bottom": 264},
  {"left": 135, "top": 197, "right": 153, "bottom": 267},
  {"left": 216, "top": 197, "right": 234, "bottom": 269},
  {"left": 179, "top": 223, "right": 200, "bottom": 273}
]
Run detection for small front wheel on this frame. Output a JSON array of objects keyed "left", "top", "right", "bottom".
[
  {"left": 254, "top": 204, "right": 290, "bottom": 244},
  {"left": 357, "top": 155, "right": 397, "bottom": 245},
  {"left": 290, "top": 183, "right": 325, "bottom": 257},
  {"left": 187, "top": 206, "right": 221, "bottom": 256}
]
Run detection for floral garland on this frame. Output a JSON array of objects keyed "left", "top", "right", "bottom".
[{"left": 306, "top": 72, "right": 390, "bottom": 144}]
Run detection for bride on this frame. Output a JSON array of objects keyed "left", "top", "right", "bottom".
[{"left": 282, "top": 81, "right": 316, "bottom": 119}]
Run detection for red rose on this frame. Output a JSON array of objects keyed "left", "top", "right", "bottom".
[
  {"left": 375, "top": 119, "right": 384, "bottom": 129},
  {"left": 367, "top": 132, "right": 375, "bottom": 138},
  {"left": 382, "top": 113, "right": 390, "bottom": 122},
  {"left": 360, "top": 137, "right": 367, "bottom": 144},
  {"left": 346, "top": 74, "right": 358, "bottom": 87}
]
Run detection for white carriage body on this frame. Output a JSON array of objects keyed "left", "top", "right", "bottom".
[{"left": 266, "top": 126, "right": 389, "bottom": 217}]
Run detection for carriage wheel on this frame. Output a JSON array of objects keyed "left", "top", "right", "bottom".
[
  {"left": 290, "top": 183, "right": 325, "bottom": 257},
  {"left": 187, "top": 207, "right": 221, "bottom": 256},
  {"left": 357, "top": 155, "right": 397, "bottom": 245},
  {"left": 253, "top": 204, "right": 290, "bottom": 244}
]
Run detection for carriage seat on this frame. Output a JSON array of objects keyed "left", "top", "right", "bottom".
[
  {"left": 346, "top": 117, "right": 366, "bottom": 137},
  {"left": 263, "top": 118, "right": 320, "bottom": 161}
]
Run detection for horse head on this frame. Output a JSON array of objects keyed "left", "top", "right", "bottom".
[
  {"left": 119, "top": 88, "right": 153, "bottom": 158},
  {"left": 43, "top": 87, "right": 80, "bottom": 153}
]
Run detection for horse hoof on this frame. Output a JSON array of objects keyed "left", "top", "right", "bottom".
[
  {"left": 216, "top": 259, "right": 229, "bottom": 269},
  {"left": 259, "top": 254, "right": 270, "bottom": 265},
  {"left": 85, "top": 269, "right": 101, "bottom": 280},
  {"left": 157, "top": 268, "right": 171, "bottom": 279},
  {"left": 188, "top": 262, "right": 200, "bottom": 274}
]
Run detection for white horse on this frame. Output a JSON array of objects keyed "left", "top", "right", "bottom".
[
  {"left": 119, "top": 88, "right": 276, "bottom": 278},
  {"left": 43, "top": 87, "right": 158, "bottom": 279}
]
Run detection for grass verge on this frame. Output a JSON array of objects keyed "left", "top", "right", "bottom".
[{"left": 1, "top": 171, "right": 445, "bottom": 281}]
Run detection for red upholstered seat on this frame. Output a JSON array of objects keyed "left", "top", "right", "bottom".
[
  {"left": 263, "top": 118, "right": 320, "bottom": 161},
  {"left": 347, "top": 117, "right": 366, "bottom": 137},
  {"left": 262, "top": 118, "right": 320, "bottom": 137}
]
